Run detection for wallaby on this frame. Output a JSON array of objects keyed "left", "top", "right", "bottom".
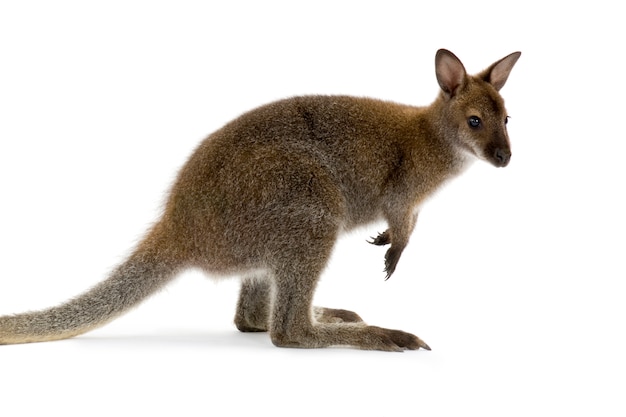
[{"left": 0, "top": 49, "right": 520, "bottom": 351}]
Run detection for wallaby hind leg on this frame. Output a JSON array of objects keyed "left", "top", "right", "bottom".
[
  {"left": 268, "top": 256, "right": 430, "bottom": 351},
  {"left": 234, "top": 277, "right": 363, "bottom": 332},
  {"left": 234, "top": 277, "right": 272, "bottom": 332}
]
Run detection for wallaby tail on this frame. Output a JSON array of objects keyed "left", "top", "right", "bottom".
[{"left": 0, "top": 232, "right": 182, "bottom": 345}]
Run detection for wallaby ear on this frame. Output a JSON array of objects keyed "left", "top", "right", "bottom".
[
  {"left": 435, "top": 49, "right": 467, "bottom": 98},
  {"left": 480, "top": 51, "right": 522, "bottom": 91}
]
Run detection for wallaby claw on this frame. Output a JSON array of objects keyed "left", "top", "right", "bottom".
[
  {"left": 368, "top": 230, "right": 391, "bottom": 246},
  {"left": 418, "top": 339, "right": 432, "bottom": 351},
  {"left": 369, "top": 326, "right": 431, "bottom": 351},
  {"left": 383, "top": 246, "right": 402, "bottom": 280}
]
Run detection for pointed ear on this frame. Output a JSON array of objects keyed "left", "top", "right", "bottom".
[
  {"left": 435, "top": 49, "right": 467, "bottom": 98},
  {"left": 480, "top": 51, "right": 521, "bottom": 91}
]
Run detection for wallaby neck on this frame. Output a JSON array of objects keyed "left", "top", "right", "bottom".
[{"left": 414, "top": 99, "right": 474, "bottom": 179}]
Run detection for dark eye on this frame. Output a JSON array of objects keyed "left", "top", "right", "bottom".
[
  {"left": 468, "top": 116, "right": 481, "bottom": 128},
  {"left": 505, "top": 116, "right": 511, "bottom": 125}
]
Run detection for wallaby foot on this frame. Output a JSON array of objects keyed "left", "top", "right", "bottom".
[
  {"left": 235, "top": 306, "right": 364, "bottom": 333},
  {"left": 270, "top": 322, "right": 430, "bottom": 352},
  {"left": 234, "top": 279, "right": 364, "bottom": 332},
  {"left": 269, "top": 263, "right": 430, "bottom": 351},
  {"left": 356, "top": 325, "right": 431, "bottom": 351},
  {"left": 362, "top": 326, "right": 432, "bottom": 351},
  {"left": 313, "top": 307, "right": 364, "bottom": 324},
  {"left": 234, "top": 278, "right": 272, "bottom": 332}
]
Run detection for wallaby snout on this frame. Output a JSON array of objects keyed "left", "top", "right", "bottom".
[
  {"left": 485, "top": 131, "right": 512, "bottom": 167},
  {"left": 494, "top": 147, "right": 511, "bottom": 167},
  {"left": 479, "top": 136, "right": 511, "bottom": 167}
]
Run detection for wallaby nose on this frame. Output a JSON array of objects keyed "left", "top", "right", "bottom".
[{"left": 494, "top": 148, "right": 511, "bottom": 167}]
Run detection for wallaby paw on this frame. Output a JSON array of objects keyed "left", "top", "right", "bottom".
[
  {"left": 366, "top": 326, "right": 431, "bottom": 352},
  {"left": 368, "top": 230, "right": 391, "bottom": 246},
  {"left": 314, "top": 307, "right": 364, "bottom": 324},
  {"left": 383, "top": 246, "right": 402, "bottom": 280},
  {"left": 234, "top": 314, "right": 268, "bottom": 332},
  {"left": 235, "top": 323, "right": 267, "bottom": 333}
]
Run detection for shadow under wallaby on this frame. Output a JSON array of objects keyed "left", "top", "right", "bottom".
[{"left": 0, "top": 49, "right": 520, "bottom": 351}]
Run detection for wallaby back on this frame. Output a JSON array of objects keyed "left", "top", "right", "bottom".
[{"left": 0, "top": 49, "right": 520, "bottom": 350}]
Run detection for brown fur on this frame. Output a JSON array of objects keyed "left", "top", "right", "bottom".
[{"left": 0, "top": 49, "right": 520, "bottom": 351}]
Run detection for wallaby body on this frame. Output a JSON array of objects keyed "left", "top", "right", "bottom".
[{"left": 0, "top": 49, "right": 520, "bottom": 351}]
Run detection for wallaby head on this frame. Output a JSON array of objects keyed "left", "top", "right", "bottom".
[{"left": 435, "top": 49, "right": 521, "bottom": 167}]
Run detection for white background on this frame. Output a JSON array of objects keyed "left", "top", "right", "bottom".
[{"left": 1, "top": 1, "right": 624, "bottom": 416}]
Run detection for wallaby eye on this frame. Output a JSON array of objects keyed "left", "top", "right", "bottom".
[
  {"left": 505, "top": 116, "right": 511, "bottom": 125},
  {"left": 468, "top": 116, "right": 481, "bottom": 128}
]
